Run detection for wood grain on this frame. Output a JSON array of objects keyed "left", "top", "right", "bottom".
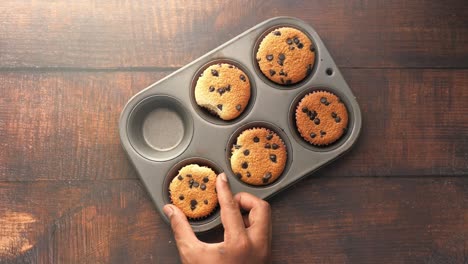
[
  {"left": 0, "top": 0, "right": 466, "bottom": 69},
  {"left": 1, "top": 69, "right": 466, "bottom": 181},
  {"left": 0, "top": 177, "right": 466, "bottom": 263}
]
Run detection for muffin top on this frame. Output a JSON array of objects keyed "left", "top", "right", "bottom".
[
  {"left": 256, "top": 27, "right": 315, "bottom": 85},
  {"left": 169, "top": 164, "right": 218, "bottom": 219},
  {"left": 194, "top": 63, "right": 251, "bottom": 120},
  {"left": 231, "top": 128, "right": 287, "bottom": 185},
  {"left": 295, "top": 91, "right": 349, "bottom": 145}
]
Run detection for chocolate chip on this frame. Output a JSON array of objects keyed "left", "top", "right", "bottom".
[
  {"left": 226, "top": 84, "right": 231, "bottom": 91},
  {"left": 211, "top": 69, "right": 218, "bottom": 77},
  {"left": 320, "top": 97, "right": 328, "bottom": 104},
  {"left": 320, "top": 130, "right": 326, "bottom": 137},
  {"left": 269, "top": 69, "right": 276, "bottom": 76},
  {"left": 279, "top": 69, "right": 286, "bottom": 76},
  {"left": 272, "top": 143, "right": 279, "bottom": 150},
  {"left": 307, "top": 110, "right": 317, "bottom": 120},
  {"left": 331, "top": 112, "right": 337, "bottom": 118},
  {"left": 179, "top": 195, "right": 184, "bottom": 200},
  {"left": 280, "top": 77, "right": 285, "bottom": 83},
  {"left": 287, "top": 38, "right": 293, "bottom": 45},
  {"left": 266, "top": 133, "right": 273, "bottom": 140},
  {"left": 190, "top": 199, "right": 197, "bottom": 210},
  {"left": 310, "top": 45, "right": 315, "bottom": 52},
  {"left": 278, "top": 60, "right": 284, "bottom": 66},
  {"left": 273, "top": 30, "right": 281, "bottom": 36},
  {"left": 265, "top": 143, "right": 271, "bottom": 149},
  {"left": 310, "top": 132, "right": 316, "bottom": 138},
  {"left": 246, "top": 172, "right": 251, "bottom": 177},
  {"left": 236, "top": 173, "right": 242, "bottom": 179},
  {"left": 203, "top": 177, "right": 209, "bottom": 183},
  {"left": 218, "top": 87, "right": 225, "bottom": 95},
  {"left": 314, "top": 118, "right": 320, "bottom": 125},
  {"left": 204, "top": 200, "right": 208, "bottom": 205},
  {"left": 302, "top": 107, "right": 308, "bottom": 113},
  {"left": 278, "top": 53, "right": 285, "bottom": 60},
  {"left": 186, "top": 174, "right": 192, "bottom": 177},
  {"left": 253, "top": 136, "right": 259, "bottom": 143},
  {"left": 243, "top": 149, "right": 250, "bottom": 156},
  {"left": 285, "top": 79, "right": 292, "bottom": 85},
  {"left": 193, "top": 181, "right": 199, "bottom": 188},
  {"left": 297, "top": 43, "right": 304, "bottom": 49},
  {"left": 189, "top": 179, "right": 194, "bottom": 184},
  {"left": 242, "top": 162, "right": 248, "bottom": 169},
  {"left": 335, "top": 117, "right": 341, "bottom": 123},
  {"left": 293, "top": 37, "right": 299, "bottom": 44},
  {"left": 236, "top": 104, "right": 242, "bottom": 111},
  {"left": 270, "top": 154, "right": 277, "bottom": 163},
  {"left": 217, "top": 104, "right": 223, "bottom": 110},
  {"left": 200, "top": 183, "right": 206, "bottom": 191},
  {"left": 234, "top": 144, "right": 242, "bottom": 149},
  {"left": 266, "top": 54, "right": 273, "bottom": 61},
  {"left": 262, "top": 172, "right": 272, "bottom": 183},
  {"left": 209, "top": 86, "right": 215, "bottom": 92},
  {"left": 240, "top": 74, "right": 246, "bottom": 82},
  {"left": 177, "top": 175, "right": 183, "bottom": 181}
]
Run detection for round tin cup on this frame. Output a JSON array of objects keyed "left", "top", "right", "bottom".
[
  {"left": 127, "top": 95, "right": 194, "bottom": 161},
  {"left": 163, "top": 158, "right": 223, "bottom": 226},
  {"left": 225, "top": 121, "right": 293, "bottom": 188},
  {"left": 288, "top": 87, "right": 354, "bottom": 152},
  {"left": 190, "top": 59, "right": 257, "bottom": 125},
  {"left": 252, "top": 24, "right": 318, "bottom": 90}
]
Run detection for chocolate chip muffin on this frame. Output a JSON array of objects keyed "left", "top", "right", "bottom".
[
  {"left": 169, "top": 164, "right": 218, "bottom": 219},
  {"left": 295, "top": 91, "right": 349, "bottom": 146},
  {"left": 256, "top": 27, "right": 315, "bottom": 85},
  {"left": 230, "top": 128, "right": 287, "bottom": 185},
  {"left": 194, "top": 63, "right": 251, "bottom": 120}
]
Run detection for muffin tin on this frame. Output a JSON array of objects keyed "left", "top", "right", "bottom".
[{"left": 119, "top": 16, "right": 362, "bottom": 233}]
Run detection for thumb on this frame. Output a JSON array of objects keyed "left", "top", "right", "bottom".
[{"left": 163, "top": 204, "right": 199, "bottom": 248}]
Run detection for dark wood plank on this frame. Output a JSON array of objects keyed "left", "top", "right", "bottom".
[
  {"left": 0, "top": 71, "right": 166, "bottom": 181},
  {"left": 0, "top": 69, "right": 467, "bottom": 181},
  {"left": 0, "top": 0, "right": 466, "bottom": 69},
  {"left": 0, "top": 177, "right": 466, "bottom": 263}
]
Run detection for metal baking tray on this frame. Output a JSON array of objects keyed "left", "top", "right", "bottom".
[{"left": 119, "top": 16, "right": 362, "bottom": 233}]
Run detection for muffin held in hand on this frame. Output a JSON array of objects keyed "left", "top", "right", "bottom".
[
  {"left": 256, "top": 27, "right": 316, "bottom": 85},
  {"left": 194, "top": 63, "right": 251, "bottom": 120},
  {"left": 295, "top": 91, "right": 349, "bottom": 146},
  {"left": 169, "top": 164, "right": 218, "bottom": 219},
  {"left": 231, "top": 128, "right": 287, "bottom": 186}
]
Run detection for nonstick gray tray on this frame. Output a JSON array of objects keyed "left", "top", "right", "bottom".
[{"left": 119, "top": 16, "right": 362, "bottom": 233}]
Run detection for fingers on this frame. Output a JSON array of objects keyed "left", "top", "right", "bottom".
[
  {"left": 216, "top": 173, "right": 246, "bottom": 239},
  {"left": 234, "top": 192, "right": 271, "bottom": 236},
  {"left": 163, "top": 204, "right": 200, "bottom": 250}
]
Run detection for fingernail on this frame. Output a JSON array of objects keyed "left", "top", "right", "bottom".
[
  {"left": 219, "top": 173, "right": 227, "bottom": 182},
  {"left": 163, "top": 205, "right": 173, "bottom": 217}
]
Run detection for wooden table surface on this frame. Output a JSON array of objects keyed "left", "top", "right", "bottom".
[{"left": 1, "top": 1, "right": 467, "bottom": 263}]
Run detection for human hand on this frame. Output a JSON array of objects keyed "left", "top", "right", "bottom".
[{"left": 163, "top": 173, "right": 272, "bottom": 264}]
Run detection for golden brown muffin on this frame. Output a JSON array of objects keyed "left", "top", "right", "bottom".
[
  {"left": 256, "top": 27, "right": 315, "bottom": 85},
  {"left": 231, "top": 128, "right": 287, "bottom": 185},
  {"left": 169, "top": 164, "right": 218, "bottom": 219},
  {"left": 194, "top": 63, "right": 251, "bottom": 120},
  {"left": 295, "top": 91, "right": 349, "bottom": 146}
]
